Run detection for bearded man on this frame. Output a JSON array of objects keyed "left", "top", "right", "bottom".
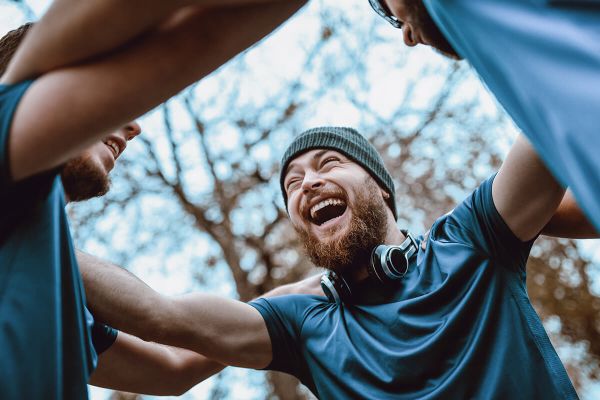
[
  {"left": 367, "top": 0, "right": 600, "bottom": 235},
  {"left": 80, "top": 126, "right": 596, "bottom": 399}
]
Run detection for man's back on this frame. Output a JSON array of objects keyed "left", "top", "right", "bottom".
[{"left": 250, "top": 176, "right": 578, "bottom": 399}]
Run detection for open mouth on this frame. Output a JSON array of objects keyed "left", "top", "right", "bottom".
[
  {"left": 103, "top": 139, "right": 120, "bottom": 160},
  {"left": 309, "top": 198, "right": 347, "bottom": 226}
]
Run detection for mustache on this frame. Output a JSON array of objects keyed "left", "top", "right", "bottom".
[{"left": 300, "top": 188, "right": 347, "bottom": 214}]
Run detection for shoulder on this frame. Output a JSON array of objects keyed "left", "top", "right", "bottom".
[
  {"left": 0, "top": 81, "right": 35, "bottom": 185},
  {"left": 250, "top": 294, "right": 332, "bottom": 332},
  {"left": 428, "top": 176, "right": 512, "bottom": 251},
  {"left": 250, "top": 294, "right": 329, "bottom": 317}
]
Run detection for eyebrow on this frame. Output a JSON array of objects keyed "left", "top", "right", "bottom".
[{"left": 285, "top": 149, "right": 330, "bottom": 177}]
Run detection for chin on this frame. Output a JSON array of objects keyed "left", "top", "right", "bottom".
[{"left": 61, "top": 157, "right": 111, "bottom": 202}]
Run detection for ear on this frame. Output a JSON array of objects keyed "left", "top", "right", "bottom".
[{"left": 381, "top": 188, "right": 390, "bottom": 200}]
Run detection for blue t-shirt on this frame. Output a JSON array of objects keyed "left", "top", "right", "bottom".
[
  {"left": 422, "top": 0, "right": 600, "bottom": 231},
  {"left": 0, "top": 81, "right": 115, "bottom": 399},
  {"left": 250, "top": 176, "right": 577, "bottom": 399}
]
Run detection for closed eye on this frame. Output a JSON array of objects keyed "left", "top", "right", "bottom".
[
  {"left": 321, "top": 156, "right": 339, "bottom": 167},
  {"left": 286, "top": 178, "right": 301, "bottom": 192}
]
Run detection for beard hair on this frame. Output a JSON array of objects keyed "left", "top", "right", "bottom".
[
  {"left": 295, "top": 178, "right": 390, "bottom": 274},
  {"left": 407, "top": 0, "right": 461, "bottom": 59},
  {"left": 60, "top": 155, "right": 110, "bottom": 202}
]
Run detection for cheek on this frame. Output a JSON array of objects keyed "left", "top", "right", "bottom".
[
  {"left": 86, "top": 142, "right": 107, "bottom": 159},
  {"left": 287, "top": 193, "right": 304, "bottom": 224}
]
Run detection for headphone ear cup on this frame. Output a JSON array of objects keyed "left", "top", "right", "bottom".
[
  {"left": 370, "top": 245, "right": 411, "bottom": 282},
  {"left": 369, "top": 245, "right": 388, "bottom": 283},
  {"left": 320, "top": 271, "right": 352, "bottom": 304}
]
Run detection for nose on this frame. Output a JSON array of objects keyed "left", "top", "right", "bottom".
[
  {"left": 403, "top": 25, "right": 418, "bottom": 47},
  {"left": 301, "top": 170, "right": 324, "bottom": 193},
  {"left": 124, "top": 121, "right": 142, "bottom": 140}
]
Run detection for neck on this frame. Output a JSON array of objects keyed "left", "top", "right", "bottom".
[{"left": 349, "top": 224, "right": 406, "bottom": 283}]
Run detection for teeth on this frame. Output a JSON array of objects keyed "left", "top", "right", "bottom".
[
  {"left": 105, "top": 140, "right": 119, "bottom": 157},
  {"left": 310, "top": 198, "right": 345, "bottom": 219}
]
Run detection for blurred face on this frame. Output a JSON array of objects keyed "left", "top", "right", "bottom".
[
  {"left": 381, "top": 0, "right": 460, "bottom": 59},
  {"left": 284, "top": 149, "right": 391, "bottom": 273},
  {"left": 61, "top": 122, "right": 142, "bottom": 202}
]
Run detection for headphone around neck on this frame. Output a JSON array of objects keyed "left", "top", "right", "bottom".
[{"left": 320, "top": 230, "right": 418, "bottom": 304}]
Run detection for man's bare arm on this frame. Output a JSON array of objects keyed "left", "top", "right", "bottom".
[
  {"left": 5, "top": 1, "right": 306, "bottom": 182},
  {"left": 492, "top": 135, "right": 566, "bottom": 241},
  {"left": 79, "top": 251, "right": 319, "bottom": 369},
  {"left": 1, "top": 0, "right": 301, "bottom": 84},
  {"left": 90, "top": 332, "right": 225, "bottom": 396},
  {"left": 542, "top": 190, "right": 599, "bottom": 239}
]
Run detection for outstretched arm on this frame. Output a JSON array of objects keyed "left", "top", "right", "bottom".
[
  {"left": 4, "top": 0, "right": 306, "bottom": 182},
  {"left": 542, "top": 191, "right": 598, "bottom": 239},
  {"left": 90, "top": 332, "right": 225, "bottom": 396},
  {"left": 78, "top": 251, "right": 320, "bottom": 369},
  {"left": 492, "top": 135, "right": 566, "bottom": 241},
  {"left": 1, "top": 0, "right": 300, "bottom": 84}
]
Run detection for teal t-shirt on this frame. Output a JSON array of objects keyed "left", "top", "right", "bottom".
[
  {"left": 0, "top": 81, "right": 97, "bottom": 399},
  {"left": 423, "top": 0, "right": 600, "bottom": 231},
  {"left": 250, "top": 176, "right": 578, "bottom": 399}
]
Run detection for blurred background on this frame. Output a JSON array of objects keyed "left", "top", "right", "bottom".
[{"left": 2, "top": 0, "right": 599, "bottom": 398}]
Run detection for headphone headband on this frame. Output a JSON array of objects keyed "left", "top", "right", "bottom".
[{"left": 321, "top": 231, "right": 419, "bottom": 304}]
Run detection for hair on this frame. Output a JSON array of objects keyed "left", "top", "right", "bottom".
[{"left": 0, "top": 23, "right": 33, "bottom": 77}]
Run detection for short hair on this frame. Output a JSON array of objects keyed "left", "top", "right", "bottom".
[{"left": 0, "top": 23, "right": 33, "bottom": 77}]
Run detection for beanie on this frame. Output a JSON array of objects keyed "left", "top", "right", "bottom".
[{"left": 280, "top": 127, "right": 397, "bottom": 219}]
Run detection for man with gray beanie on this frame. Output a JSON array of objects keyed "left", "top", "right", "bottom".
[{"left": 79, "top": 127, "right": 590, "bottom": 398}]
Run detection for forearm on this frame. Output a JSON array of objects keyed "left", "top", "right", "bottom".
[
  {"left": 78, "top": 251, "right": 270, "bottom": 368},
  {"left": 90, "top": 332, "right": 225, "bottom": 396},
  {"left": 541, "top": 190, "right": 599, "bottom": 239},
  {"left": 1, "top": 0, "right": 304, "bottom": 84},
  {"left": 78, "top": 250, "right": 166, "bottom": 341},
  {"left": 1, "top": 0, "right": 182, "bottom": 83}
]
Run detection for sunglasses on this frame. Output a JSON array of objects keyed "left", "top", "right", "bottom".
[{"left": 368, "top": 0, "right": 403, "bottom": 29}]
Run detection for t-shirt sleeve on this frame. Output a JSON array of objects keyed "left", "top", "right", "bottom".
[
  {"left": 85, "top": 307, "right": 119, "bottom": 356},
  {"left": 0, "top": 81, "right": 35, "bottom": 189},
  {"left": 441, "top": 174, "right": 534, "bottom": 268},
  {"left": 91, "top": 321, "right": 119, "bottom": 355},
  {"left": 0, "top": 81, "right": 58, "bottom": 241},
  {"left": 248, "top": 295, "right": 314, "bottom": 379}
]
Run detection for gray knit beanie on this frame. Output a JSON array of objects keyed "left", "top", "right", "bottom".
[{"left": 280, "top": 126, "right": 397, "bottom": 219}]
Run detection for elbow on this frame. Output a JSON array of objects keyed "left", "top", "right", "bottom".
[{"left": 161, "top": 355, "right": 222, "bottom": 396}]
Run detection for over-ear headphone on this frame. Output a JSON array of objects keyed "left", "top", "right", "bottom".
[{"left": 320, "top": 231, "right": 418, "bottom": 304}]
